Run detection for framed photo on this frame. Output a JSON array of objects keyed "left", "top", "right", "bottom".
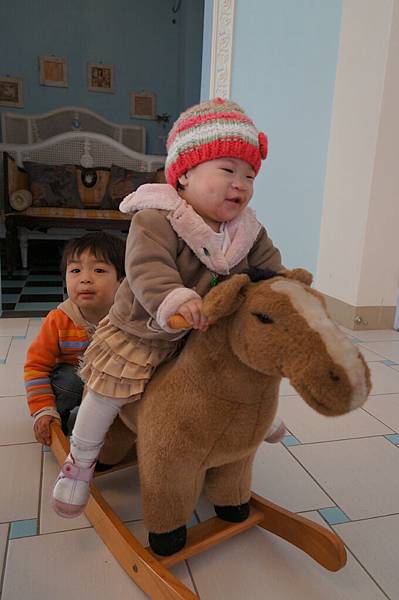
[
  {"left": 39, "top": 56, "right": 68, "bottom": 87},
  {"left": 0, "top": 77, "right": 23, "bottom": 107},
  {"left": 88, "top": 63, "right": 114, "bottom": 93},
  {"left": 130, "top": 91, "right": 156, "bottom": 120}
]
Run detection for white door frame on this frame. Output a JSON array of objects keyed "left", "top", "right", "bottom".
[{"left": 209, "top": 0, "right": 235, "bottom": 98}]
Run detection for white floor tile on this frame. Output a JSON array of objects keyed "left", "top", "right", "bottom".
[
  {"left": 188, "top": 521, "right": 386, "bottom": 600},
  {"left": 0, "top": 523, "right": 9, "bottom": 576},
  {"left": 3, "top": 524, "right": 194, "bottom": 600},
  {"left": 0, "top": 318, "right": 28, "bottom": 337},
  {"left": 0, "top": 396, "right": 35, "bottom": 445},
  {"left": 251, "top": 442, "right": 332, "bottom": 512},
  {"left": 278, "top": 395, "right": 393, "bottom": 443},
  {"left": 357, "top": 345, "right": 387, "bottom": 362},
  {"left": 26, "top": 318, "right": 43, "bottom": 341},
  {"left": 0, "top": 336, "right": 11, "bottom": 362},
  {"left": 291, "top": 437, "right": 399, "bottom": 519},
  {"left": 195, "top": 494, "right": 219, "bottom": 521},
  {"left": 363, "top": 393, "right": 399, "bottom": 432},
  {"left": 368, "top": 362, "right": 399, "bottom": 395},
  {"left": 3, "top": 528, "right": 151, "bottom": 599},
  {"left": 125, "top": 518, "right": 148, "bottom": 545},
  {"left": 94, "top": 464, "right": 143, "bottom": 522},
  {"left": 195, "top": 443, "right": 333, "bottom": 520},
  {"left": 0, "top": 443, "right": 41, "bottom": 522},
  {"left": 354, "top": 329, "right": 399, "bottom": 342},
  {"left": 302, "top": 511, "right": 389, "bottom": 598},
  {"left": 0, "top": 363, "right": 25, "bottom": 396},
  {"left": 360, "top": 340, "right": 399, "bottom": 363},
  {"left": 335, "top": 514, "right": 399, "bottom": 600},
  {"left": 5, "top": 337, "right": 29, "bottom": 365}
]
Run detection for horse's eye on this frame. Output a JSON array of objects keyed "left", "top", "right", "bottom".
[{"left": 254, "top": 313, "right": 274, "bottom": 324}]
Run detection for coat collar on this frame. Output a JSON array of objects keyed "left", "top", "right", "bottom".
[{"left": 120, "top": 183, "right": 262, "bottom": 275}]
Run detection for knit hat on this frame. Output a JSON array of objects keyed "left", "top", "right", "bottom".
[{"left": 165, "top": 97, "right": 268, "bottom": 189}]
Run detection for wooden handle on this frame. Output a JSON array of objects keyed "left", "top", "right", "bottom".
[{"left": 167, "top": 314, "right": 191, "bottom": 330}]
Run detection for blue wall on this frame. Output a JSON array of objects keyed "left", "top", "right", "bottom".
[
  {"left": 179, "top": 0, "right": 205, "bottom": 110},
  {"left": 230, "top": 1, "right": 342, "bottom": 272},
  {"left": 0, "top": 0, "right": 204, "bottom": 154}
]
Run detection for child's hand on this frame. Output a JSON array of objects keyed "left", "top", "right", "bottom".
[
  {"left": 34, "top": 414, "right": 57, "bottom": 446},
  {"left": 177, "top": 298, "right": 209, "bottom": 331}
]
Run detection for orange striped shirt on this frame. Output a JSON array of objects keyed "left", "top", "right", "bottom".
[{"left": 24, "top": 308, "right": 90, "bottom": 415}]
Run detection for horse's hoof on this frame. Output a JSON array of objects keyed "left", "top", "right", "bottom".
[
  {"left": 214, "top": 502, "right": 250, "bottom": 522},
  {"left": 149, "top": 525, "right": 187, "bottom": 556}
]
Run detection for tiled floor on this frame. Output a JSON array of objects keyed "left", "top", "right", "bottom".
[
  {"left": 0, "top": 318, "right": 398, "bottom": 599},
  {"left": 1, "top": 240, "right": 67, "bottom": 318},
  {"left": 1, "top": 266, "right": 66, "bottom": 318}
]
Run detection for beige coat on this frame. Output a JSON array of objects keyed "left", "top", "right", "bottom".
[{"left": 109, "top": 184, "right": 283, "bottom": 341}]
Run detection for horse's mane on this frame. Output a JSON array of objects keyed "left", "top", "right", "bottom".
[{"left": 243, "top": 267, "right": 284, "bottom": 283}]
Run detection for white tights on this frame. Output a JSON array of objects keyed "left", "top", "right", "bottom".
[{"left": 70, "top": 389, "right": 133, "bottom": 461}]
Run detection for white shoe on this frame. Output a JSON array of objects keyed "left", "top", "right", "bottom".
[{"left": 52, "top": 453, "right": 96, "bottom": 518}]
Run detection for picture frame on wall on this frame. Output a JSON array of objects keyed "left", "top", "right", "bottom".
[
  {"left": 0, "top": 76, "right": 23, "bottom": 108},
  {"left": 88, "top": 63, "right": 114, "bottom": 93},
  {"left": 39, "top": 56, "right": 68, "bottom": 87},
  {"left": 130, "top": 91, "right": 156, "bottom": 120}
]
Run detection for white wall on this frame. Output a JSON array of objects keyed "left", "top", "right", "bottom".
[
  {"left": 200, "top": 1, "right": 398, "bottom": 314},
  {"left": 316, "top": 0, "right": 399, "bottom": 308},
  {"left": 357, "top": 0, "right": 399, "bottom": 307}
]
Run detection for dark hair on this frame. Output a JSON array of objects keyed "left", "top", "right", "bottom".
[
  {"left": 60, "top": 232, "right": 126, "bottom": 280},
  {"left": 243, "top": 267, "right": 283, "bottom": 282}
]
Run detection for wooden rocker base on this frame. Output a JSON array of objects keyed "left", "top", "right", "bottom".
[{"left": 50, "top": 422, "right": 347, "bottom": 599}]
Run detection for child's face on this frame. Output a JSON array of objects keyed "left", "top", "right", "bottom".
[
  {"left": 65, "top": 250, "right": 121, "bottom": 318},
  {"left": 177, "top": 157, "right": 255, "bottom": 231}
]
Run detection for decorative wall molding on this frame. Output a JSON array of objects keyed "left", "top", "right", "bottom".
[{"left": 209, "top": 0, "right": 235, "bottom": 99}]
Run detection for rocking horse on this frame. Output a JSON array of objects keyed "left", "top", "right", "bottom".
[{"left": 51, "top": 268, "right": 371, "bottom": 599}]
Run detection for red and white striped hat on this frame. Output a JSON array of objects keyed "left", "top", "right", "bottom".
[{"left": 165, "top": 97, "right": 268, "bottom": 189}]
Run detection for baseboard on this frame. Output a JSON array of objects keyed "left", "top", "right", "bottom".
[{"left": 323, "top": 294, "right": 396, "bottom": 331}]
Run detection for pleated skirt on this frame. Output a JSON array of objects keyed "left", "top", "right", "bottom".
[{"left": 80, "top": 316, "right": 180, "bottom": 399}]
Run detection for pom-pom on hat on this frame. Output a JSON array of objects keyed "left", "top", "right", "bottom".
[{"left": 165, "top": 97, "right": 268, "bottom": 189}]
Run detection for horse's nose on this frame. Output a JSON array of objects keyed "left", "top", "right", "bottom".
[{"left": 329, "top": 369, "right": 340, "bottom": 383}]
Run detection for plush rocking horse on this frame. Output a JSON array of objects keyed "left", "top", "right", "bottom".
[{"left": 51, "top": 268, "right": 371, "bottom": 600}]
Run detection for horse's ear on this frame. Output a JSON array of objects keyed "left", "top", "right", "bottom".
[
  {"left": 284, "top": 268, "right": 313, "bottom": 286},
  {"left": 203, "top": 274, "right": 250, "bottom": 322}
]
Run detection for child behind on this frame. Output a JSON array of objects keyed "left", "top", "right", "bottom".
[
  {"left": 52, "top": 99, "right": 286, "bottom": 532},
  {"left": 25, "top": 232, "right": 125, "bottom": 446}
]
